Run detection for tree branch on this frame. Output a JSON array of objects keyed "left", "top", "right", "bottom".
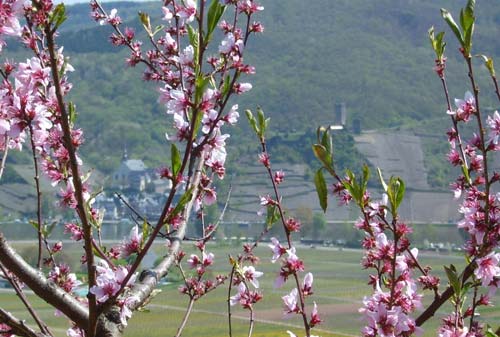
[
  {"left": 0, "top": 307, "right": 50, "bottom": 337},
  {"left": 415, "top": 262, "right": 475, "bottom": 326},
  {"left": 0, "top": 233, "right": 88, "bottom": 327},
  {"left": 95, "top": 158, "right": 205, "bottom": 337}
]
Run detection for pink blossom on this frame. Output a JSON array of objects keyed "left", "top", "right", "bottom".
[
  {"left": 202, "top": 251, "right": 214, "bottom": 267},
  {"left": 282, "top": 288, "right": 299, "bottom": 316},
  {"left": 224, "top": 104, "right": 239, "bottom": 125},
  {"left": 454, "top": 91, "right": 476, "bottom": 121},
  {"left": 219, "top": 33, "right": 242, "bottom": 55},
  {"left": 242, "top": 265, "right": 263, "bottom": 288},
  {"left": 119, "top": 225, "right": 142, "bottom": 258},
  {"left": 229, "top": 283, "right": 247, "bottom": 306},
  {"left": 48, "top": 265, "right": 82, "bottom": 293},
  {"left": 90, "top": 260, "right": 136, "bottom": 303},
  {"left": 187, "top": 254, "right": 200, "bottom": 269},
  {"left": 258, "top": 152, "right": 270, "bottom": 167},
  {"left": 259, "top": 194, "right": 274, "bottom": 206},
  {"left": 309, "top": 301, "right": 322, "bottom": 327},
  {"left": 177, "top": 0, "right": 197, "bottom": 23},
  {"left": 274, "top": 170, "right": 285, "bottom": 184},
  {"left": 64, "top": 223, "right": 84, "bottom": 241},
  {"left": 268, "top": 237, "right": 286, "bottom": 263},
  {"left": 118, "top": 295, "right": 139, "bottom": 326},
  {"left": 302, "top": 272, "right": 313, "bottom": 296},
  {"left": 487, "top": 111, "right": 500, "bottom": 145},
  {"left": 66, "top": 326, "right": 84, "bottom": 337},
  {"left": 233, "top": 82, "right": 252, "bottom": 94},
  {"left": 161, "top": 6, "right": 173, "bottom": 21},
  {"left": 475, "top": 252, "right": 500, "bottom": 286}
]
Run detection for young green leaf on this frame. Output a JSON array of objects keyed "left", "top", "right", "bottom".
[
  {"left": 387, "top": 176, "right": 405, "bottom": 214},
  {"left": 171, "top": 143, "right": 182, "bottom": 177},
  {"left": 206, "top": 1, "right": 226, "bottom": 43},
  {"left": 312, "top": 144, "right": 330, "bottom": 166},
  {"left": 441, "top": 8, "right": 464, "bottom": 46},
  {"left": 169, "top": 187, "right": 194, "bottom": 222},
  {"left": 138, "top": 12, "right": 152, "bottom": 36},
  {"left": 485, "top": 325, "right": 499, "bottom": 337},
  {"left": 479, "top": 54, "right": 496, "bottom": 77},
  {"left": 245, "top": 109, "right": 260, "bottom": 136},
  {"left": 314, "top": 169, "right": 328, "bottom": 213},
  {"left": 428, "top": 27, "right": 446, "bottom": 59},
  {"left": 187, "top": 25, "right": 199, "bottom": 60},
  {"left": 68, "top": 102, "right": 77, "bottom": 125},
  {"left": 444, "top": 265, "right": 461, "bottom": 298},
  {"left": 257, "top": 107, "right": 269, "bottom": 138},
  {"left": 141, "top": 218, "right": 149, "bottom": 249},
  {"left": 376, "top": 168, "right": 388, "bottom": 192},
  {"left": 50, "top": 4, "right": 67, "bottom": 30},
  {"left": 266, "top": 204, "right": 280, "bottom": 229}
]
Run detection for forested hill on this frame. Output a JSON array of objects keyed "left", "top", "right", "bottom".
[{"left": 8, "top": 0, "right": 500, "bottom": 174}]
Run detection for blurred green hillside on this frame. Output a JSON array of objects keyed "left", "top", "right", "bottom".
[{"left": 5, "top": 0, "right": 500, "bottom": 182}]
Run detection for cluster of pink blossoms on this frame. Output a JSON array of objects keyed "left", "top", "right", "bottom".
[
  {"left": 328, "top": 185, "right": 426, "bottom": 337},
  {"left": 89, "top": 260, "right": 138, "bottom": 325},
  {"left": 91, "top": 0, "right": 263, "bottom": 222},
  {"left": 0, "top": 0, "right": 22, "bottom": 52},
  {"left": 229, "top": 245, "right": 264, "bottom": 310},
  {"left": 178, "top": 239, "right": 227, "bottom": 300}
]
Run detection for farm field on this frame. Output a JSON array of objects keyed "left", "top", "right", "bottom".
[{"left": 1, "top": 244, "right": 499, "bottom": 336}]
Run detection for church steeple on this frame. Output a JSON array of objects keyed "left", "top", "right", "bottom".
[{"left": 122, "top": 144, "right": 128, "bottom": 161}]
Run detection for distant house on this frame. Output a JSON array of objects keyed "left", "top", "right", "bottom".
[{"left": 112, "top": 150, "right": 150, "bottom": 191}]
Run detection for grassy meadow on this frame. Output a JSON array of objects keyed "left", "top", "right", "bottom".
[{"left": 2, "top": 243, "right": 500, "bottom": 337}]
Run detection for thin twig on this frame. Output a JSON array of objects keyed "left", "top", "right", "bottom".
[
  {"left": 115, "top": 193, "right": 152, "bottom": 228},
  {"left": 27, "top": 124, "right": 44, "bottom": 269},
  {"left": 0, "top": 263, "right": 53, "bottom": 336},
  {"left": 174, "top": 297, "right": 195, "bottom": 337},
  {"left": 0, "top": 232, "right": 89, "bottom": 327},
  {"left": 0, "top": 307, "right": 50, "bottom": 337},
  {"left": 227, "top": 264, "right": 236, "bottom": 337},
  {"left": 0, "top": 136, "right": 9, "bottom": 181},
  {"left": 44, "top": 27, "right": 97, "bottom": 336}
]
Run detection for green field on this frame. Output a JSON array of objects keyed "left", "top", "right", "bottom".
[{"left": 1, "top": 244, "right": 499, "bottom": 337}]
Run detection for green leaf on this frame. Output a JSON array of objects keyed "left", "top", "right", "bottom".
[
  {"left": 387, "top": 176, "right": 405, "bottom": 214},
  {"left": 485, "top": 325, "right": 499, "bottom": 337},
  {"left": 45, "top": 221, "right": 57, "bottom": 237},
  {"left": 441, "top": 8, "right": 464, "bottom": 46},
  {"left": 257, "top": 107, "right": 269, "bottom": 138},
  {"left": 479, "top": 54, "right": 495, "bottom": 77},
  {"left": 141, "top": 218, "right": 149, "bottom": 249},
  {"left": 266, "top": 204, "right": 280, "bottom": 229},
  {"left": 245, "top": 109, "right": 259, "bottom": 136},
  {"left": 171, "top": 143, "right": 182, "bottom": 177},
  {"left": 320, "top": 127, "right": 333, "bottom": 155},
  {"left": 152, "top": 25, "right": 164, "bottom": 37},
  {"left": 377, "top": 168, "right": 388, "bottom": 192},
  {"left": 206, "top": 1, "right": 226, "bottom": 43},
  {"left": 444, "top": 265, "right": 461, "bottom": 298},
  {"left": 428, "top": 27, "right": 446, "bottom": 59},
  {"left": 194, "top": 76, "right": 210, "bottom": 106},
  {"left": 362, "top": 164, "right": 370, "bottom": 190},
  {"left": 68, "top": 102, "right": 77, "bottom": 125},
  {"left": 221, "top": 75, "right": 231, "bottom": 97},
  {"left": 314, "top": 169, "right": 328, "bottom": 213},
  {"left": 51, "top": 4, "right": 67, "bottom": 30},
  {"left": 342, "top": 169, "right": 361, "bottom": 205},
  {"left": 461, "top": 163, "right": 471, "bottom": 185},
  {"left": 187, "top": 25, "right": 199, "bottom": 60},
  {"left": 29, "top": 219, "right": 39, "bottom": 231},
  {"left": 169, "top": 187, "right": 194, "bottom": 221},
  {"left": 312, "top": 144, "right": 329, "bottom": 166},
  {"left": 138, "top": 12, "right": 152, "bottom": 36}
]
